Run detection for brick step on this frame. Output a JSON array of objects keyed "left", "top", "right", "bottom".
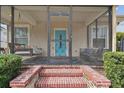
[
  {"left": 41, "top": 65, "right": 80, "bottom": 69},
  {"left": 35, "top": 77, "right": 87, "bottom": 88},
  {"left": 39, "top": 69, "right": 83, "bottom": 77}
]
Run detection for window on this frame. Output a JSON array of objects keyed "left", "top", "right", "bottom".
[
  {"left": 14, "top": 27, "right": 29, "bottom": 46},
  {"left": 91, "top": 26, "right": 108, "bottom": 48},
  {"left": 0, "top": 23, "right": 7, "bottom": 48},
  {"left": 97, "top": 26, "right": 107, "bottom": 48}
]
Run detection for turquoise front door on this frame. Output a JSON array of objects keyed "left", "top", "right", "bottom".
[{"left": 55, "top": 30, "right": 66, "bottom": 56}]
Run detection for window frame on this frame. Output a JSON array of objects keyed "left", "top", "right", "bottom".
[
  {"left": 90, "top": 25, "right": 109, "bottom": 49},
  {"left": 14, "top": 24, "right": 30, "bottom": 46},
  {"left": 0, "top": 23, "right": 8, "bottom": 48}
]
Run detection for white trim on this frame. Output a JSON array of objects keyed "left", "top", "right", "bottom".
[
  {"left": 14, "top": 24, "right": 30, "bottom": 46},
  {"left": 54, "top": 28, "right": 69, "bottom": 56}
]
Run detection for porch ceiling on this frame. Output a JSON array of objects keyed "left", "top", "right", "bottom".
[
  {"left": 117, "top": 15, "right": 124, "bottom": 23},
  {"left": 1, "top": 6, "right": 108, "bottom": 25}
]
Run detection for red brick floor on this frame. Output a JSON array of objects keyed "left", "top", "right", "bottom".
[
  {"left": 35, "top": 77, "right": 87, "bottom": 88},
  {"left": 35, "top": 66, "right": 87, "bottom": 88},
  {"left": 39, "top": 68, "right": 83, "bottom": 77},
  {"left": 10, "top": 65, "right": 110, "bottom": 88}
]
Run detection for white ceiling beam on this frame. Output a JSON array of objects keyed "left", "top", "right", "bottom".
[{"left": 15, "top": 6, "right": 47, "bottom": 12}]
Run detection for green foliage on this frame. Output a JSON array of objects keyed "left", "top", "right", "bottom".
[
  {"left": 116, "top": 32, "right": 124, "bottom": 42},
  {"left": 116, "top": 32, "right": 124, "bottom": 51},
  {"left": 104, "top": 52, "right": 124, "bottom": 88},
  {"left": 0, "top": 54, "right": 22, "bottom": 88}
]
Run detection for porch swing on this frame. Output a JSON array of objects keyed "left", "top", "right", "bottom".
[{"left": 8, "top": 11, "right": 33, "bottom": 56}]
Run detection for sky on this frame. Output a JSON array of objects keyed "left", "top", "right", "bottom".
[
  {"left": 116, "top": 5, "right": 124, "bottom": 32},
  {"left": 116, "top": 5, "right": 124, "bottom": 15}
]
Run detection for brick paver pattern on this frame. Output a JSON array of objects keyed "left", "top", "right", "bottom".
[{"left": 35, "top": 67, "right": 87, "bottom": 88}]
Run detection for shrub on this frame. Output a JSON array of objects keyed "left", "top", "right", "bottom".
[
  {"left": 103, "top": 52, "right": 124, "bottom": 88},
  {"left": 0, "top": 54, "right": 22, "bottom": 88}
]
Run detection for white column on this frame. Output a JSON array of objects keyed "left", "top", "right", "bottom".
[
  {"left": 0, "top": 6, "right": 1, "bottom": 48},
  {"left": 112, "top": 5, "right": 116, "bottom": 51}
]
